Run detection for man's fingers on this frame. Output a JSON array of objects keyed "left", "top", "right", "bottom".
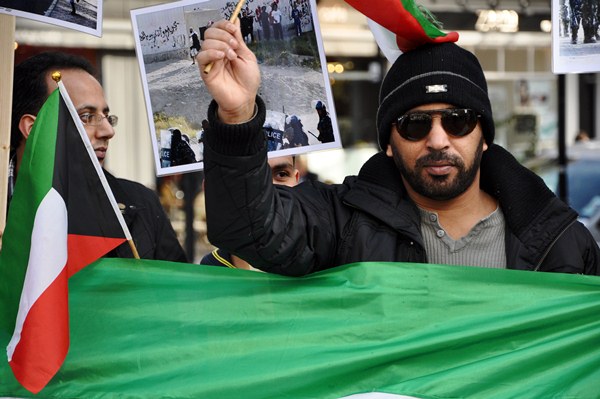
[
  {"left": 201, "top": 21, "right": 244, "bottom": 63},
  {"left": 197, "top": 48, "right": 225, "bottom": 68},
  {"left": 229, "top": 19, "right": 245, "bottom": 43},
  {"left": 207, "top": 20, "right": 254, "bottom": 59},
  {"left": 205, "top": 21, "right": 240, "bottom": 46}
]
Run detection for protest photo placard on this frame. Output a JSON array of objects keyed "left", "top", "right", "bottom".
[
  {"left": 0, "top": 0, "right": 102, "bottom": 37},
  {"left": 131, "top": 0, "right": 339, "bottom": 176},
  {"left": 551, "top": 0, "right": 600, "bottom": 73}
]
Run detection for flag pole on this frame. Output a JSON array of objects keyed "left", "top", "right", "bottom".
[
  {"left": 0, "top": 14, "right": 16, "bottom": 251},
  {"left": 203, "top": 0, "right": 246, "bottom": 74},
  {"left": 52, "top": 72, "right": 141, "bottom": 259},
  {"left": 128, "top": 240, "right": 140, "bottom": 259}
]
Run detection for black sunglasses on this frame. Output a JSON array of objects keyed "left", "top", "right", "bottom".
[{"left": 394, "top": 109, "right": 480, "bottom": 142}]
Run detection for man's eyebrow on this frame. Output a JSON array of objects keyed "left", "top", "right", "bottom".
[
  {"left": 76, "top": 105, "right": 110, "bottom": 114},
  {"left": 270, "top": 162, "right": 293, "bottom": 171},
  {"left": 77, "top": 105, "right": 96, "bottom": 112}
]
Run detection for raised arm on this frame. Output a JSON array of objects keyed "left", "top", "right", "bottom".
[
  {"left": 197, "top": 20, "right": 337, "bottom": 277},
  {"left": 197, "top": 19, "right": 261, "bottom": 124}
]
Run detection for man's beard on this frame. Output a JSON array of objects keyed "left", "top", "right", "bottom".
[{"left": 391, "top": 137, "right": 485, "bottom": 201}]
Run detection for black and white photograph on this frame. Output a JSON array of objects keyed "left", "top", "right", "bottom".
[
  {"left": 131, "top": 0, "right": 339, "bottom": 176},
  {"left": 0, "top": 0, "right": 102, "bottom": 37},
  {"left": 552, "top": 0, "right": 600, "bottom": 73}
]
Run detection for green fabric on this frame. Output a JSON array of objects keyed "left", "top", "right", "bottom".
[
  {"left": 401, "top": 0, "right": 448, "bottom": 39},
  {"left": 0, "top": 89, "right": 59, "bottom": 334},
  {"left": 1, "top": 258, "right": 599, "bottom": 398}
]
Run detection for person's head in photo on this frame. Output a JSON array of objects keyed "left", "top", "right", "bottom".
[
  {"left": 315, "top": 100, "right": 327, "bottom": 116},
  {"left": 170, "top": 128, "right": 182, "bottom": 145}
]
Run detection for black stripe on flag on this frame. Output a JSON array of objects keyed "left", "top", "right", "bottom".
[{"left": 53, "top": 94, "right": 125, "bottom": 239}]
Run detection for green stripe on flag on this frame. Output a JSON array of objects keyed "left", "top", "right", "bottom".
[
  {"left": 1, "top": 259, "right": 599, "bottom": 398},
  {"left": 401, "top": 0, "right": 448, "bottom": 39},
  {"left": 0, "top": 89, "right": 59, "bottom": 333}
]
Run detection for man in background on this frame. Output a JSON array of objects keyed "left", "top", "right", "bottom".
[
  {"left": 69, "top": 0, "right": 79, "bottom": 16},
  {"left": 270, "top": 3, "right": 284, "bottom": 40},
  {"left": 190, "top": 28, "right": 201, "bottom": 65},
  {"left": 10, "top": 51, "right": 187, "bottom": 262},
  {"left": 200, "top": 154, "right": 298, "bottom": 270},
  {"left": 315, "top": 101, "right": 334, "bottom": 143},
  {"left": 240, "top": 9, "right": 255, "bottom": 44},
  {"left": 259, "top": 5, "right": 271, "bottom": 41},
  {"left": 291, "top": 2, "right": 302, "bottom": 37}
]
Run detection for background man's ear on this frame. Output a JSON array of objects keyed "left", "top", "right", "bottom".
[
  {"left": 385, "top": 144, "right": 393, "bottom": 157},
  {"left": 18, "top": 114, "right": 37, "bottom": 140}
]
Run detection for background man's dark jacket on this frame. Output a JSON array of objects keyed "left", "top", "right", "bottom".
[{"left": 104, "top": 171, "right": 187, "bottom": 262}]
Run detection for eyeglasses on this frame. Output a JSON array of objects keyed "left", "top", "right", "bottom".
[
  {"left": 394, "top": 109, "right": 480, "bottom": 142},
  {"left": 79, "top": 113, "right": 119, "bottom": 127}
]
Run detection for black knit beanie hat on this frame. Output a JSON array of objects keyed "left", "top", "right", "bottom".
[{"left": 376, "top": 42, "right": 494, "bottom": 150}]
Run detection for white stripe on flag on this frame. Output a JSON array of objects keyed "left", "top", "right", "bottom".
[
  {"left": 6, "top": 188, "right": 68, "bottom": 360},
  {"left": 339, "top": 394, "right": 421, "bottom": 399},
  {"left": 366, "top": 18, "right": 403, "bottom": 64}
]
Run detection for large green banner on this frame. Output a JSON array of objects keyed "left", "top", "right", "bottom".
[{"left": 2, "top": 259, "right": 599, "bottom": 398}]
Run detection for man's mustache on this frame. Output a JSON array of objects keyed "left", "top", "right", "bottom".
[{"left": 415, "top": 151, "right": 464, "bottom": 169}]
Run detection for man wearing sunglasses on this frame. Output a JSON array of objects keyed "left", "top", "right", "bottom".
[
  {"left": 198, "top": 20, "right": 599, "bottom": 276},
  {"left": 9, "top": 51, "right": 187, "bottom": 262}
]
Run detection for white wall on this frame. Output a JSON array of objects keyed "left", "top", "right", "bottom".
[
  {"left": 102, "top": 54, "right": 156, "bottom": 188},
  {"left": 135, "top": 7, "right": 187, "bottom": 56}
]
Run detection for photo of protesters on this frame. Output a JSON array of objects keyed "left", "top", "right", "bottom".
[{"left": 131, "top": 0, "right": 339, "bottom": 175}]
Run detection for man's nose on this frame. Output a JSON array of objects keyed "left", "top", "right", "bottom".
[
  {"left": 425, "top": 115, "right": 451, "bottom": 150},
  {"left": 95, "top": 117, "right": 116, "bottom": 139}
]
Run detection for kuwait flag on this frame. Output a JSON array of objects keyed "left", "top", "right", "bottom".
[
  {"left": 344, "top": 0, "right": 459, "bottom": 60},
  {"left": 0, "top": 82, "right": 129, "bottom": 393}
]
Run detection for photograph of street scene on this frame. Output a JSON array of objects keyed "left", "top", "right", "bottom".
[
  {"left": 552, "top": 0, "right": 600, "bottom": 73},
  {"left": 131, "top": 0, "right": 339, "bottom": 176},
  {"left": 0, "top": 0, "right": 101, "bottom": 36}
]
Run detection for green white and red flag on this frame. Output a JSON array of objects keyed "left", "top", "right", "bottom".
[
  {"left": 0, "top": 81, "right": 131, "bottom": 394},
  {"left": 344, "top": 0, "right": 459, "bottom": 60}
]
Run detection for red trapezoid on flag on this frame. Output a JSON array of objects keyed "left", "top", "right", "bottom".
[{"left": 67, "top": 234, "right": 127, "bottom": 277}]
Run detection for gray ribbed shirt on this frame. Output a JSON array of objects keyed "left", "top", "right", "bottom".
[{"left": 418, "top": 207, "right": 506, "bottom": 268}]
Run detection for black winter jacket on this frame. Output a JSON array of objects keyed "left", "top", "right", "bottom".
[
  {"left": 204, "top": 98, "right": 599, "bottom": 276},
  {"left": 104, "top": 171, "right": 188, "bottom": 262}
]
